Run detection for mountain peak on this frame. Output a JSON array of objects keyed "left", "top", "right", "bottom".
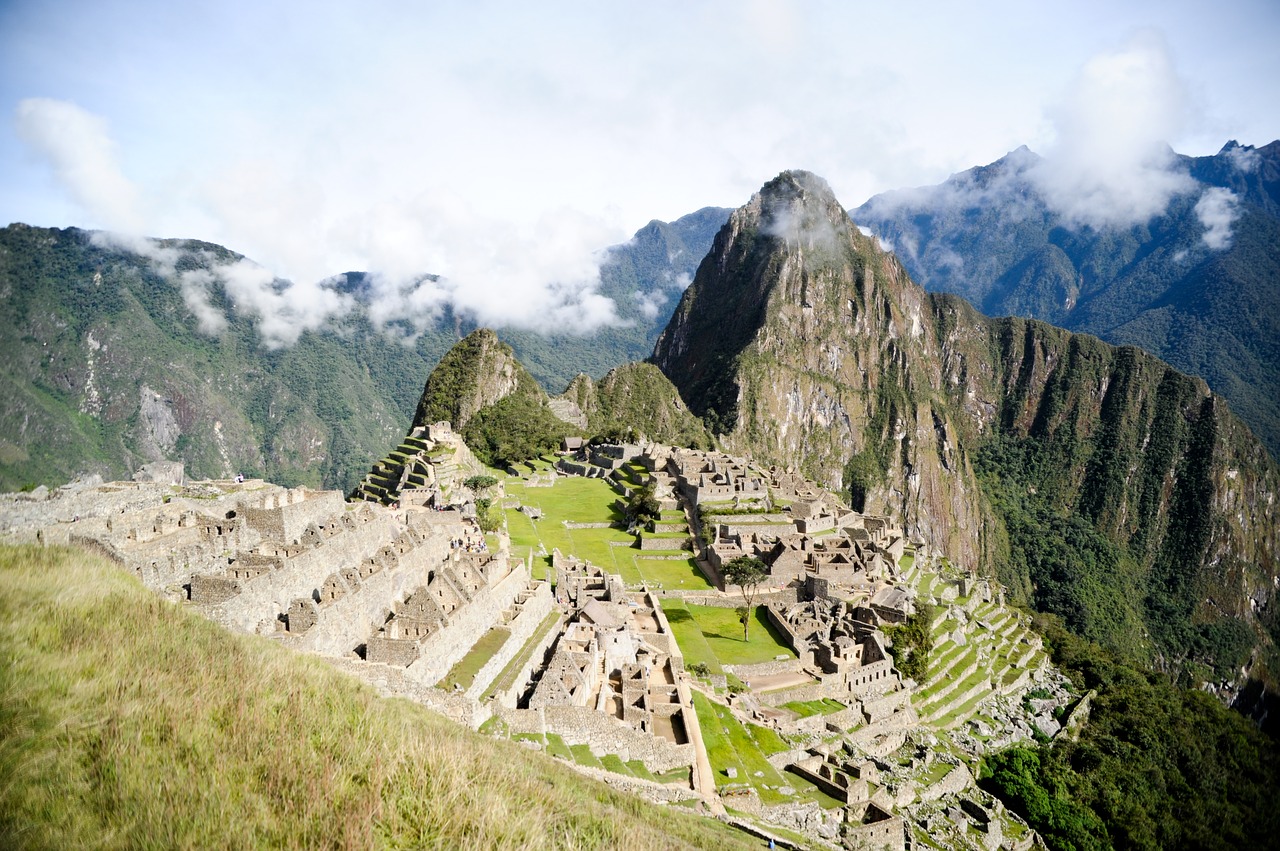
[{"left": 751, "top": 170, "right": 848, "bottom": 244}]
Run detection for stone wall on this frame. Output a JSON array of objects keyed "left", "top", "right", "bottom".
[
  {"left": 756, "top": 682, "right": 826, "bottom": 707},
  {"left": 638, "top": 533, "right": 690, "bottom": 551},
  {"left": 289, "top": 530, "right": 455, "bottom": 656},
  {"left": 724, "top": 658, "right": 805, "bottom": 680},
  {"left": 916, "top": 763, "right": 974, "bottom": 803},
  {"left": 196, "top": 511, "right": 399, "bottom": 634},
  {"left": 242, "top": 488, "right": 345, "bottom": 544},
  {"left": 465, "top": 580, "right": 555, "bottom": 701},
  {"left": 403, "top": 561, "right": 531, "bottom": 687},
  {"left": 680, "top": 588, "right": 800, "bottom": 609},
  {"left": 498, "top": 705, "right": 696, "bottom": 774},
  {"left": 489, "top": 611, "right": 566, "bottom": 710}
]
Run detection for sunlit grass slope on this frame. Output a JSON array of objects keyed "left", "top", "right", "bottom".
[{"left": 0, "top": 545, "right": 756, "bottom": 851}]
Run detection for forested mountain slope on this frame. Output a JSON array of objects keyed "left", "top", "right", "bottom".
[
  {"left": 653, "top": 170, "right": 1280, "bottom": 685},
  {"left": 0, "top": 209, "right": 725, "bottom": 492},
  {"left": 852, "top": 140, "right": 1280, "bottom": 460}
]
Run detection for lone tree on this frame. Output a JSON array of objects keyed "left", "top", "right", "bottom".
[
  {"left": 463, "top": 475, "right": 501, "bottom": 533},
  {"left": 722, "top": 555, "right": 768, "bottom": 640},
  {"left": 463, "top": 474, "right": 498, "bottom": 495}
]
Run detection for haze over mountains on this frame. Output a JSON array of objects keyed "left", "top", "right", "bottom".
[
  {"left": 3, "top": 144, "right": 1279, "bottom": 685},
  {"left": 0, "top": 207, "right": 725, "bottom": 492},
  {"left": 853, "top": 139, "right": 1280, "bottom": 460}
]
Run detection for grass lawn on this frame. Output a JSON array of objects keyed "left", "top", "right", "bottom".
[
  {"left": 675, "top": 603, "right": 796, "bottom": 667},
  {"left": 506, "top": 476, "right": 624, "bottom": 524},
  {"left": 782, "top": 698, "right": 848, "bottom": 718},
  {"left": 692, "top": 693, "right": 792, "bottom": 805},
  {"left": 503, "top": 476, "right": 715, "bottom": 591},
  {"left": 438, "top": 626, "right": 511, "bottom": 691},
  {"left": 629, "top": 556, "right": 714, "bottom": 591},
  {"left": 662, "top": 599, "right": 724, "bottom": 674}
]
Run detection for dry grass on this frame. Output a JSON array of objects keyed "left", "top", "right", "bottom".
[{"left": 0, "top": 545, "right": 756, "bottom": 850}]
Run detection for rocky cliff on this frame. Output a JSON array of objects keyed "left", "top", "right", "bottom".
[
  {"left": 653, "top": 170, "right": 1280, "bottom": 681},
  {"left": 853, "top": 140, "right": 1280, "bottom": 461},
  {"left": 412, "top": 329, "right": 544, "bottom": 432},
  {"left": 653, "top": 171, "right": 990, "bottom": 568}
]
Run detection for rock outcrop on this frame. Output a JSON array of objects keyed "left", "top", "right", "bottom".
[{"left": 413, "top": 329, "right": 543, "bottom": 433}]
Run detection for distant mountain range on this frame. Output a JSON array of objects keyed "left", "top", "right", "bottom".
[
  {"left": 0, "top": 208, "right": 726, "bottom": 493},
  {"left": 852, "top": 140, "right": 1280, "bottom": 460}
]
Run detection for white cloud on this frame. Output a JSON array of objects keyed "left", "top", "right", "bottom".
[
  {"left": 1195, "top": 186, "right": 1241, "bottom": 250},
  {"left": 1225, "top": 145, "right": 1261, "bottom": 173},
  {"left": 18, "top": 98, "right": 631, "bottom": 344},
  {"left": 176, "top": 269, "right": 228, "bottom": 336},
  {"left": 15, "top": 98, "right": 144, "bottom": 233},
  {"left": 1030, "top": 32, "right": 1196, "bottom": 229},
  {"left": 634, "top": 289, "right": 665, "bottom": 321}
]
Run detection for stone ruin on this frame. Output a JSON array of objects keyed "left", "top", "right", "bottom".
[{"left": 501, "top": 550, "right": 701, "bottom": 785}]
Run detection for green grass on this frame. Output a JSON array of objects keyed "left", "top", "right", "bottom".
[
  {"left": 781, "top": 698, "right": 848, "bottom": 718},
  {"left": 0, "top": 544, "right": 762, "bottom": 851},
  {"left": 667, "top": 603, "right": 796, "bottom": 667},
  {"left": 439, "top": 626, "right": 511, "bottom": 691},
  {"left": 570, "top": 744, "right": 605, "bottom": 769},
  {"left": 692, "top": 693, "right": 790, "bottom": 804},
  {"left": 482, "top": 610, "right": 561, "bottom": 700},
  {"left": 746, "top": 722, "right": 790, "bottom": 756},
  {"left": 502, "top": 476, "right": 713, "bottom": 591},
  {"left": 661, "top": 600, "right": 724, "bottom": 675},
  {"left": 629, "top": 557, "right": 712, "bottom": 591}
]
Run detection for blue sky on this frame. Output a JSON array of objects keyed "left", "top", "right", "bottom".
[{"left": 2, "top": 0, "right": 1277, "bottom": 338}]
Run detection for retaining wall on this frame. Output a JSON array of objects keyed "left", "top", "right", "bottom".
[
  {"left": 466, "top": 581, "right": 555, "bottom": 701},
  {"left": 404, "top": 561, "right": 531, "bottom": 687}
]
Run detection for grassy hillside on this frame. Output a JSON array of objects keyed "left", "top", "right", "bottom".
[{"left": 0, "top": 544, "right": 756, "bottom": 851}]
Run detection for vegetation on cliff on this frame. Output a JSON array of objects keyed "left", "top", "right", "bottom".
[
  {"left": 585, "top": 362, "right": 711, "bottom": 449},
  {"left": 0, "top": 544, "right": 756, "bottom": 850},
  {"left": 413, "top": 329, "right": 544, "bottom": 432},
  {"left": 650, "top": 169, "right": 1279, "bottom": 690},
  {"left": 981, "top": 615, "right": 1280, "bottom": 851},
  {"left": 853, "top": 140, "right": 1280, "bottom": 461},
  {"left": 463, "top": 395, "right": 571, "bottom": 469}
]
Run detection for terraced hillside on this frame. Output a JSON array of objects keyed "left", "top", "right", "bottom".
[{"left": 490, "top": 446, "right": 1067, "bottom": 849}]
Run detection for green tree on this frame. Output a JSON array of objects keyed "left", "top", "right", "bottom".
[
  {"left": 464, "top": 474, "right": 498, "bottom": 494},
  {"left": 722, "top": 555, "right": 768, "bottom": 641},
  {"left": 884, "top": 602, "right": 935, "bottom": 682},
  {"left": 462, "top": 396, "right": 566, "bottom": 468},
  {"left": 625, "top": 481, "right": 662, "bottom": 525}
]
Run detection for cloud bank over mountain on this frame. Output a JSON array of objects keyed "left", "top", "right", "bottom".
[{"left": 5, "top": 3, "right": 1277, "bottom": 347}]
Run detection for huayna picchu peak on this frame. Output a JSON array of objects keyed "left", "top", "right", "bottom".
[{"left": 654, "top": 169, "right": 1279, "bottom": 690}]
